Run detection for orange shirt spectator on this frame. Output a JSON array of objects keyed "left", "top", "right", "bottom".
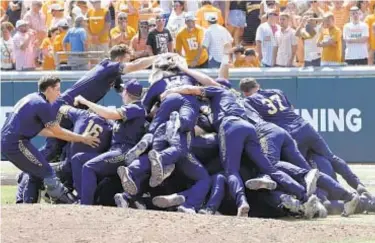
[
  {"left": 131, "top": 20, "right": 150, "bottom": 59},
  {"left": 40, "top": 27, "right": 59, "bottom": 70},
  {"left": 116, "top": 0, "right": 141, "bottom": 33},
  {"left": 110, "top": 12, "right": 137, "bottom": 46},
  {"left": 234, "top": 48, "right": 260, "bottom": 67},
  {"left": 365, "top": 6, "right": 375, "bottom": 51},
  {"left": 195, "top": 1, "right": 224, "bottom": 29},
  {"left": 53, "top": 19, "right": 70, "bottom": 64},
  {"left": 330, "top": 1, "right": 356, "bottom": 30}
]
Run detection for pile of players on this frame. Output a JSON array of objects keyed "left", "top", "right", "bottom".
[{"left": 3, "top": 44, "right": 375, "bottom": 219}]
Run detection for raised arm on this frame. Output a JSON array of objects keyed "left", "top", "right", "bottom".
[
  {"left": 74, "top": 95, "right": 122, "bottom": 120},
  {"left": 160, "top": 85, "right": 203, "bottom": 100},
  {"left": 177, "top": 63, "right": 219, "bottom": 87}
]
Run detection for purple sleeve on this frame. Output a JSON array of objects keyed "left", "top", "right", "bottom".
[
  {"left": 38, "top": 102, "right": 57, "bottom": 128},
  {"left": 59, "top": 105, "right": 88, "bottom": 123},
  {"left": 116, "top": 104, "right": 145, "bottom": 121},
  {"left": 279, "top": 90, "right": 292, "bottom": 107},
  {"left": 202, "top": 86, "right": 220, "bottom": 98}
]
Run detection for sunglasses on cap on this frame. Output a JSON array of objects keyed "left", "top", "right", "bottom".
[{"left": 118, "top": 17, "right": 127, "bottom": 20}]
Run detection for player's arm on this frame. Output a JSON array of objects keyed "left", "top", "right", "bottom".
[
  {"left": 122, "top": 53, "right": 178, "bottom": 73},
  {"left": 45, "top": 124, "right": 100, "bottom": 147},
  {"left": 74, "top": 95, "right": 122, "bottom": 120},
  {"left": 176, "top": 63, "right": 220, "bottom": 87},
  {"left": 160, "top": 85, "right": 203, "bottom": 100}
]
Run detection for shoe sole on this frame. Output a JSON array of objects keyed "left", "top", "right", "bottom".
[
  {"left": 149, "top": 150, "right": 164, "bottom": 188},
  {"left": 177, "top": 205, "right": 196, "bottom": 214},
  {"left": 303, "top": 195, "right": 319, "bottom": 220},
  {"left": 237, "top": 204, "right": 250, "bottom": 217},
  {"left": 166, "top": 112, "right": 180, "bottom": 141},
  {"left": 152, "top": 194, "right": 185, "bottom": 208},
  {"left": 114, "top": 194, "right": 129, "bottom": 208},
  {"left": 342, "top": 194, "right": 360, "bottom": 217},
  {"left": 245, "top": 179, "right": 277, "bottom": 191},
  {"left": 163, "top": 164, "right": 175, "bottom": 180},
  {"left": 117, "top": 166, "right": 138, "bottom": 196},
  {"left": 125, "top": 140, "right": 149, "bottom": 165},
  {"left": 305, "top": 169, "right": 320, "bottom": 197}
]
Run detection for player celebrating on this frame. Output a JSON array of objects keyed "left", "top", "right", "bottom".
[{"left": 1, "top": 76, "right": 100, "bottom": 203}]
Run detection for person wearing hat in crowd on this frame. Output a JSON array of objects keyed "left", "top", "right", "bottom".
[
  {"left": 202, "top": 14, "right": 233, "bottom": 68},
  {"left": 42, "top": 0, "right": 64, "bottom": 28},
  {"left": 146, "top": 13, "right": 173, "bottom": 55},
  {"left": 196, "top": 0, "right": 224, "bottom": 29},
  {"left": 0, "top": 22, "right": 15, "bottom": 71},
  {"left": 73, "top": 79, "right": 147, "bottom": 205},
  {"left": 87, "top": 0, "right": 111, "bottom": 62},
  {"left": 110, "top": 12, "right": 136, "bottom": 46},
  {"left": 40, "top": 27, "right": 59, "bottom": 70},
  {"left": 50, "top": 3, "right": 72, "bottom": 29},
  {"left": 12, "top": 20, "right": 37, "bottom": 71},
  {"left": 53, "top": 19, "right": 71, "bottom": 67},
  {"left": 175, "top": 12, "right": 209, "bottom": 68},
  {"left": 63, "top": 15, "right": 89, "bottom": 70},
  {"left": 131, "top": 20, "right": 151, "bottom": 59}
]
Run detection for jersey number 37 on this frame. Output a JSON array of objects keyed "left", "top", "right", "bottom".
[{"left": 262, "top": 94, "right": 287, "bottom": 115}]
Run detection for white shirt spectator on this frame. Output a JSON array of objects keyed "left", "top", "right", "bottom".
[
  {"left": 303, "top": 25, "right": 322, "bottom": 62},
  {"left": 274, "top": 27, "right": 297, "bottom": 66},
  {"left": 202, "top": 23, "right": 233, "bottom": 63},
  {"left": 166, "top": 10, "right": 186, "bottom": 37},
  {"left": 0, "top": 37, "right": 14, "bottom": 70},
  {"left": 256, "top": 22, "right": 279, "bottom": 66},
  {"left": 343, "top": 21, "right": 369, "bottom": 60},
  {"left": 12, "top": 31, "right": 36, "bottom": 71}
]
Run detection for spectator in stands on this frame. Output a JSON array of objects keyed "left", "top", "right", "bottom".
[
  {"left": 260, "top": 0, "right": 278, "bottom": 23},
  {"left": 12, "top": 20, "right": 37, "bottom": 71},
  {"left": 159, "top": 0, "right": 173, "bottom": 24},
  {"left": 185, "top": 0, "right": 199, "bottom": 15},
  {"left": 232, "top": 46, "right": 261, "bottom": 67},
  {"left": 317, "top": 12, "right": 342, "bottom": 66},
  {"left": 273, "top": 13, "right": 297, "bottom": 67},
  {"left": 0, "top": 22, "right": 15, "bottom": 71},
  {"left": 256, "top": 10, "right": 280, "bottom": 67},
  {"left": 307, "top": 0, "right": 324, "bottom": 18},
  {"left": 108, "top": 0, "right": 116, "bottom": 29},
  {"left": 72, "top": 0, "right": 89, "bottom": 18},
  {"left": 225, "top": 0, "right": 247, "bottom": 45},
  {"left": 23, "top": 1, "right": 47, "bottom": 41},
  {"left": 242, "top": 1, "right": 261, "bottom": 46},
  {"left": 343, "top": 7, "right": 369, "bottom": 65},
  {"left": 146, "top": 13, "right": 173, "bottom": 55},
  {"left": 284, "top": 1, "right": 300, "bottom": 29},
  {"left": 40, "top": 27, "right": 59, "bottom": 70},
  {"left": 331, "top": 0, "right": 355, "bottom": 31},
  {"left": 195, "top": 0, "right": 224, "bottom": 29},
  {"left": 212, "top": 0, "right": 225, "bottom": 19},
  {"left": 63, "top": 15, "right": 88, "bottom": 70},
  {"left": 365, "top": 4, "right": 375, "bottom": 64},
  {"left": 131, "top": 20, "right": 150, "bottom": 59},
  {"left": 295, "top": 12, "right": 322, "bottom": 67},
  {"left": 1, "top": 1, "right": 23, "bottom": 28},
  {"left": 202, "top": 15, "right": 233, "bottom": 68},
  {"left": 166, "top": 0, "right": 186, "bottom": 39},
  {"left": 110, "top": 12, "right": 136, "bottom": 46},
  {"left": 175, "top": 13, "right": 209, "bottom": 68},
  {"left": 87, "top": 0, "right": 111, "bottom": 60},
  {"left": 50, "top": 4, "right": 73, "bottom": 29},
  {"left": 42, "top": 0, "right": 64, "bottom": 28},
  {"left": 53, "top": 19, "right": 70, "bottom": 66},
  {"left": 357, "top": 0, "right": 370, "bottom": 21}
]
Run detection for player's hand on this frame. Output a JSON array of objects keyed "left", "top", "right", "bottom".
[
  {"left": 82, "top": 134, "right": 100, "bottom": 148},
  {"left": 74, "top": 95, "right": 87, "bottom": 106},
  {"left": 160, "top": 90, "right": 171, "bottom": 101}
]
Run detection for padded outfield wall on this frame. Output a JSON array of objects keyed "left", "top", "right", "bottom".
[{"left": 1, "top": 67, "right": 374, "bottom": 162}]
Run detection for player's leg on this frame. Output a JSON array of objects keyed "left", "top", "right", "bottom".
[
  {"left": 198, "top": 173, "right": 227, "bottom": 215},
  {"left": 71, "top": 152, "right": 100, "bottom": 198},
  {"left": 218, "top": 118, "right": 249, "bottom": 216},
  {"left": 15, "top": 172, "right": 43, "bottom": 204},
  {"left": 2, "top": 140, "right": 75, "bottom": 203},
  {"left": 80, "top": 148, "right": 127, "bottom": 205},
  {"left": 280, "top": 130, "right": 312, "bottom": 170},
  {"left": 124, "top": 133, "right": 153, "bottom": 165},
  {"left": 177, "top": 95, "right": 200, "bottom": 133},
  {"left": 308, "top": 152, "right": 337, "bottom": 180}
]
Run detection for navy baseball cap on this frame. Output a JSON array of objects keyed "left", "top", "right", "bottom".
[
  {"left": 215, "top": 78, "right": 232, "bottom": 89},
  {"left": 121, "top": 79, "right": 143, "bottom": 98}
]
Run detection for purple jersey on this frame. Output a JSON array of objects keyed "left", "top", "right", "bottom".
[
  {"left": 201, "top": 86, "right": 246, "bottom": 131},
  {"left": 61, "top": 59, "right": 124, "bottom": 105},
  {"left": 58, "top": 106, "right": 112, "bottom": 155},
  {"left": 111, "top": 100, "right": 146, "bottom": 146},
  {"left": 245, "top": 89, "right": 307, "bottom": 132},
  {"left": 1, "top": 93, "right": 56, "bottom": 142},
  {"left": 142, "top": 74, "right": 198, "bottom": 113}
]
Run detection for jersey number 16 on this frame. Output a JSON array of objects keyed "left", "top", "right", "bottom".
[{"left": 83, "top": 120, "right": 103, "bottom": 138}]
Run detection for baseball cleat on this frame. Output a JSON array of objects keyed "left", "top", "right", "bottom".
[
  {"left": 198, "top": 207, "right": 216, "bottom": 215},
  {"left": 177, "top": 205, "right": 196, "bottom": 214},
  {"left": 280, "top": 194, "right": 303, "bottom": 214},
  {"left": 342, "top": 193, "right": 360, "bottom": 217},
  {"left": 166, "top": 111, "right": 181, "bottom": 141},
  {"left": 245, "top": 175, "right": 277, "bottom": 191},
  {"left": 124, "top": 133, "right": 153, "bottom": 165},
  {"left": 149, "top": 150, "right": 164, "bottom": 187},
  {"left": 163, "top": 164, "right": 175, "bottom": 180},
  {"left": 302, "top": 195, "right": 319, "bottom": 220},
  {"left": 114, "top": 193, "right": 129, "bottom": 208},
  {"left": 237, "top": 202, "right": 250, "bottom": 217},
  {"left": 117, "top": 166, "right": 138, "bottom": 196},
  {"left": 305, "top": 169, "right": 320, "bottom": 197},
  {"left": 316, "top": 200, "right": 328, "bottom": 218},
  {"left": 152, "top": 193, "right": 185, "bottom": 208}
]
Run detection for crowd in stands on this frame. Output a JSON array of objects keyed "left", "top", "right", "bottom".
[{"left": 1, "top": 0, "right": 375, "bottom": 71}]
